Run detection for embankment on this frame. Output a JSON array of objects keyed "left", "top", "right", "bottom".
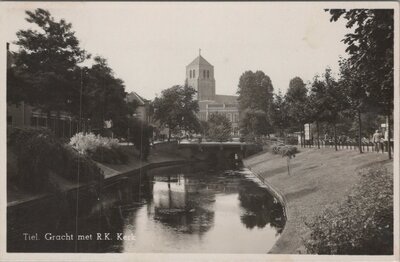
[{"left": 243, "top": 147, "right": 393, "bottom": 254}]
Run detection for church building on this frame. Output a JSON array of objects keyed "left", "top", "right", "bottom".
[{"left": 185, "top": 52, "right": 240, "bottom": 137}]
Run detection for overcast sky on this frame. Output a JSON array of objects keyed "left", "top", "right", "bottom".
[{"left": 4, "top": 2, "right": 354, "bottom": 99}]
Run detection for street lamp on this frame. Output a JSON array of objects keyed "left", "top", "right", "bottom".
[{"left": 79, "top": 66, "right": 88, "bottom": 133}]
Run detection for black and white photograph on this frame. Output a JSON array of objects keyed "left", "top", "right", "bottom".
[{"left": 1, "top": 1, "right": 398, "bottom": 261}]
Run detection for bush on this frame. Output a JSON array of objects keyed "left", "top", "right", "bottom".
[
  {"left": 69, "top": 132, "right": 128, "bottom": 164},
  {"left": 8, "top": 128, "right": 103, "bottom": 192},
  {"left": 286, "top": 136, "right": 298, "bottom": 145},
  {"left": 271, "top": 145, "right": 298, "bottom": 158},
  {"left": 90, "top": 145, "right": 129, "bottom": 164},
  {"left": 304, "top": 167, "right": 393, "bottom": 255},
  {"left": 62, "top": 146, "right": 104, "bottom": 183},
  {"left": 69, "top": 132, "right": 119, "bottom": 154}
]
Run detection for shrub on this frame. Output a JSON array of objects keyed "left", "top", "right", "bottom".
[
  {"left": 69, "top": 132, "right": 128, "bottom": 164},
  {"left": 271, "top": 145, "right": 298, "bottom": 157},
  {"left": 286, "top": 136, "right": 298, "bottom": 145},
  {"left": 62, "top": 146, "right": 104, "bottom": 183},
  {"left": 304, "top": 167, "right": 393, "bottom": 255},
  {"left": 90, "top": 145, "right": 129, "bottom": 164},
  {"left": 7, "top": 128, "right": 103, "bottom": 192},
  {"left": 69, "top": 132, "right": 119, "bottom": 154}
]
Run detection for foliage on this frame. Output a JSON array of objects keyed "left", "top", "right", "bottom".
[
  {"left": 69, "top": 132, "right": 119, "bottom": 155},
  {"left": 112, "top": 117, "right": 152, "bottom": 160},
  {"left": 7, "top": 128, "right": 102, "bottom": 192},
  {"left": 11, "top": 8, "right": 88, "bottom": 112},
  {"left": 10, "top": 9, "right": 130, "bottom": 136},
  {"left": 271, "top": 145, "right": 299, "bottom": 158},
  {"left": 285, "top": 136, "right": 298, "bottom": 145},
  {"left": 269, "top": 90, "right": 290, "bottom": 137},
  {"left": 69, "top": 132, "right": 129, "bottom": 164},
  {"left": 285, "top": 76, "right": 310, "bottom": 129},
  {"left": 90, "top": 145, "right": 129, "bottom": 165},
  {"left": 304, "top": 166, "right": 393, "bottom": 255},
  {"left": 237, "top": 71, "right": 274, "bottom": 136},
  {"left": 328, "top": 9, "right": 393, "bottom": 114},
  {"left": 79, "top": 56, "right": 128, "bottom": 130},
  {"left": 206, "top": 113, "right": 232, "bottom": 142},
  {"left": 153, "top": 85, "right": 200, "bottom": 140}
]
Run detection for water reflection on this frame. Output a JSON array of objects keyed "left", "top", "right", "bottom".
[{"left": 8, "top": 162, "right": 285, "bottom": 253}]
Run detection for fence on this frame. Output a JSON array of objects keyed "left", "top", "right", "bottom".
[{"left": 301, "top": 139, "right": 394, "bottom": 154}]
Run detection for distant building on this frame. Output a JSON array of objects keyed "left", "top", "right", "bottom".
[
  {"left": 185, "top": 52, "right": 240, "bottom": 137},
  {"left": 126, "top": 91, "right": 152, "bottom": 123}
]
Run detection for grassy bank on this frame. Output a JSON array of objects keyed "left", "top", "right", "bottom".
[{"left": 243, "top": 147, "right": 393, "bottom": 254}]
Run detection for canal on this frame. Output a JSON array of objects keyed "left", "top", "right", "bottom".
[{"left": 8, "top": 161, "right": 285, "bottom": 253}]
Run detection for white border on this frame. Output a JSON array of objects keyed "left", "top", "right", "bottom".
[{"left": 0, "top": 2, "right": 398, "bottom": 261}]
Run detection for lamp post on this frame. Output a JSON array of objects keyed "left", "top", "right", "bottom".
[{"left": 79, "top": 66, "right": 88, "bottom": 133}]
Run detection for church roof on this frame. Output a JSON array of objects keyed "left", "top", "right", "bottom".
[
  {"left": 214, "top": 94, "right": 238, "bottom": 104},
  {"left": 187, "top": 55, "right": 213, "bottom": 67},
  {"left": 126, "top": 91, "right": 149, "bottom": 106}
]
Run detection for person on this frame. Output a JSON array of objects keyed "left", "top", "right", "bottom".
[{"left": 372, "top": 129, "right": 381, "bottom": 152}]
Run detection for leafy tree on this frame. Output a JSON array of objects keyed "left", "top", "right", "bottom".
[
  {"left": 80, "top": 56, "right": 128, "bottom": 133},
  {"left": 237, "top": 71, "right": 274, "bottom": 136},
  {"left": 12, "top": 8, "right": 88, "bottom": 113},
  {"left": 112, "top": 117, "right": 152, "bottom": 160},
  {"left": 327, "top": 9, "right": 394, "bottom": 158},
  {"left": 309, "top": 76, "right": 327, "bottom": 149},
  {"left": 269, "top": 90, "right": 290, "bottom": 138},
  {"left": 337, "top": 58, "right": 371, "bottom": 153},
  {"left": 240, "top": 108, "right": 272, "bottom": 137},
  {"left": 316, "top": 69, "right": 348, "bottom": 150},
  {"left": 206, "top": 113, "right": 232, "bottom": 142},
  {"left": 153, "top": 85, "right": 200, "bottom": 141},
  {"left": 285, "top": 77, "right": 310, "bottom": 146}
]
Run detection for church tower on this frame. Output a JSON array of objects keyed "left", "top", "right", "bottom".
[{"left": 185, "top": 50, "right": 216, "bottom": 101}]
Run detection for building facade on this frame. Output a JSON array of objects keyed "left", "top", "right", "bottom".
[
  {"left": 126, "top": 91, "right": 152, "bottom": 123},
  {"left": 185, "top": 53, "right": 240, "bottom": 137}
]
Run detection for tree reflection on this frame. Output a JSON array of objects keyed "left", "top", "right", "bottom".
[
  {"left": 238, "top": 181, "right": 285, "bottom": 233},
  {"left": 153, "top": 173, "right": 215, "bottom": 235}
]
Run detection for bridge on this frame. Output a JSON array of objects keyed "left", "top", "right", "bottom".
[{"left": 176, "top": 141, "right": 262, "bottom": 162}]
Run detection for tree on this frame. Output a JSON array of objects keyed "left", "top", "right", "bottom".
[
  {"left": 80, "top": 56, "right": 128, "bottom": 133},
  {"left": 285, "top": 77, "right": 310, "bottom": 147},
  {"left": 206, "top": 113, "right": 232, "bottom": 142},
  {"left": 337, "top": 58, "right": 370, "bottom": 153},
  {"left": 269, "top": 90, "right": 290, "bottom": 138},
  {"left": 327, "top": 9, "right": 394, "bottom": 158},
  {"left": 237, "top": 71, "right": 274, "bottom": 136},
  {"left": 12, "top": 8, "right": 88, "bottom": 113},
  {"left": 153, "top": 85, "right": 200, "bottom": 141},
  {"left": 309, "top": 71, "right": 348, "bottom": 150}
]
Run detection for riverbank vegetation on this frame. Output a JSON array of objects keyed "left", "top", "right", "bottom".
[
  {"left": 69, "top": 132, "right": 129, "bottom": 164},
  {"left": 304, "top": 166, "right": 393, "bottom": 255},
  {"left": 8, "top": 128, "right": 103, "bottom": 193}
]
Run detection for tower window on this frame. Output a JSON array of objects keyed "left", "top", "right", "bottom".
[
  {"left": 207, "top": 70, "right": 210, "bottom": 78},
  {"left": 203, "top": 70, "right": 206, "bottom": 78}
]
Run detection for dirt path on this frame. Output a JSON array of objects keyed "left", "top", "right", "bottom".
[{"left": 243, "top": 147, "right": 393, "bottom": 254}]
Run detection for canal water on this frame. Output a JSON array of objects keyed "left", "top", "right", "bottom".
[{"left": 8, "top": 162, "right": 285, "bottom": 253}]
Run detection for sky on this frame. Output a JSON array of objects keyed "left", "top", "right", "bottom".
[{"left": 4, "top": 2, "right": 353, "bottom": 99}]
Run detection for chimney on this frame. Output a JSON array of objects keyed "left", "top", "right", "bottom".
[{"left": 6, "top": 42, "right": 9, "bottom": 51}]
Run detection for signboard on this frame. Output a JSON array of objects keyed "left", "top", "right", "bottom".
[{"left": 304, "top": 123, "right": 311, "bottom": 140}]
